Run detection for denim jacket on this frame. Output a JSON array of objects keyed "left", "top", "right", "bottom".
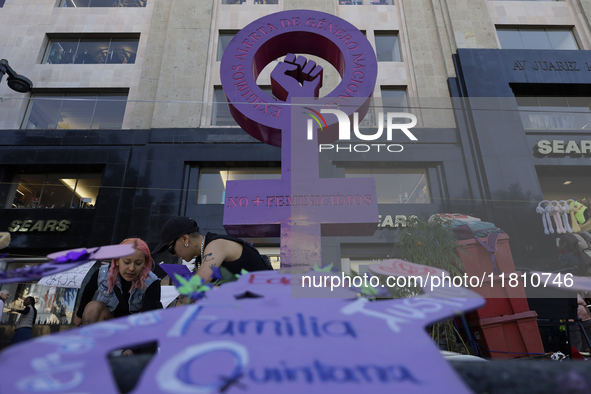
[{"left": 96, "top": 265, "right": 158, "bottom": 313}]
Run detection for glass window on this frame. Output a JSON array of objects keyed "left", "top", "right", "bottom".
[
  {"left": 107, "top": 39, "right": 138, "bottom": 64},
  {"left": 212, "top": 87, "right": 237, "bottom": 126},
  {"left": 521, "top": 29, "right": 552, "bottom": 50},
  {"left": 548, "top": 30, "right": 579, "bottom": 50},
  {"left": 375, "top": 31, "right": 402, "bottom": 62},
  {"left": 11, "top": 174, "right": 45, "bottom": 209},
  {"left": 382, "top": 87, "right": 407, "bottom": 108},
  {"left": 360, "top": 89, "right": 408, "bottom": 127},
  {"left": 370, "top": 0, "right": 393, "bottom": 4},
  {"left": 23, "top": 95, "right": 62, "bottom": 129},
  {"left": 9, "top": 173, "right": 102, "bottom": 209},
  {"left": 88, "top": 0, "right": 120, "bottom": 5},
  {"left": 254, "top": 0, "right": 278, "bottom": 3},
  {"left": 23, "top": 92, "right": 128, "bottom": 130},
  {"left": 58, "top": 94, "right": 96, "bottom": 129},
  {"left": 197, "top": 167, "right": 281, "bottom": 204},
  {"left": 496, "top": 29, "right": 524, "bottom": 49},
  {"left": 344, "top": 167, "right": 430, "bottom": 204},
  {"left": 516, "top": 96, "right": 591, "bottom": 130},
  {"left": 339, "top": 0, "right": 363, "bottom": 4},
  {"left": 382, "top": 87, "right": 411, "bottom": 124},
  {"left": 43, "top": 37, "right": 139, "bottom": 65},
  {"left": 222, "top": 0, "right": 245, "bottom": 3},
  {"left": 0, "top": 278, "right": 79, "bottom": 325},
  {"left": 61, "top": 0, "right": 146, "bottom": 7},
  {"left": 75, "top": 39, "right": 108, "bottom": 64},
  {"left": 497, "top": 28, "right": 578, "bottom": 50},
  {"left": 91, "top": 95, "right": 128, "bottom": 129},
  {"left": 537, "top": 167, "right": 591, "bottom": 202},
  {"left": 217, "top": 32, "right": 237, "bottom": 61}
]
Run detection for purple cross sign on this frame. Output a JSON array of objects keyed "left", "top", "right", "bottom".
[{"left": 220, "top": 10, "right": 379, "bottom": 269}]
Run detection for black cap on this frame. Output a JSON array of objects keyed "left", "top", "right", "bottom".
[{"left": 152, "top": 217, "right": 200, "bottom": 254}]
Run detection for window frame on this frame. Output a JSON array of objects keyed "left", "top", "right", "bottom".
[
  {"left": 7, "top": 172, "right": 103, "bottom": 209},
  {"left": 496, "top": 27, "right": 579, "bottom": 50},
  {"left": 60, "top": 0, "right": 147, "bottom": 7},
  {"left": 196, "top": 166, "right": 282, "bottom": 204},
  {"left": 339, "top": 165, "right": 432, "bottom": 204},
  {"left": 515, "top": 96, "right": 591, "bottom": 131},
  {"left": 374, "top": 31, "right": 402, "bottom": 62},
  {"left": 43, "top": 35, "right": 140, "bottom": 65},
  {"left": 217, "top": 31, "right": 239, "bottom": 62},
  {"left": 21, "top": 90, "right": 129, "bottom": 130}
]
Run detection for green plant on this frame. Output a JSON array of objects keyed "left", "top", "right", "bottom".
[
  {"left": 395, "top": 216, "right": 470, "bottom": 354},
  {"left": 397, "top": 216, "right": 464, "bottom": 277}
]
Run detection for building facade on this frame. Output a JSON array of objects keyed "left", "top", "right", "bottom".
[{"left": 0, "top": 0, "right": 591, "bottom": 338}]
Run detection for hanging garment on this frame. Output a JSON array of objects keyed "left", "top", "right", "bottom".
[
  {"left": 559, "top": 200, "right": 573, "bottom": 233},
  {"left": 537, "top": 200, "right": 554, "bottom": 235},
  {"left": 571, "top": 200, "right": 588, "bottom": 224},
  {"left": 567, "top": 199, "right": 582, "bottom": 233},
  {"left": 579, "top": 198, "right": 591, "bottom": 232},
  {"left": 550, "top": 201, "right": 566, "bottom": 234}
]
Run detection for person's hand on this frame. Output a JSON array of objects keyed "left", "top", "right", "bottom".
[
  {"left": 121, "top": 349, "right": 134, "bottom": 357},
  {"left": 74, "top": 316, "right": 83, "bottom": 327}
]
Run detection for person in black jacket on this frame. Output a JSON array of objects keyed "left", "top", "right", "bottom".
[{"left": 152, "top": 217, "right": 270, "bottom": 282}]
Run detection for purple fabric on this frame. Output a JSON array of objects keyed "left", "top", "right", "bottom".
[
  {"left": 475, "top": 233, "right": 501, "bottom": 274},
  {"left": 159, "top": 264, "right": 193, "bottom": 287},
  {"left": 54, "top": 250, "right": 91, "bottom": 264}
]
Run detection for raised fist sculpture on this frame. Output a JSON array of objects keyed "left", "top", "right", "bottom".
[{"left": 270, "top": 53, "right": 324, "bottom": 101}]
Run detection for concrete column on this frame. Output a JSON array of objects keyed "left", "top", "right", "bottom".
[{"left": 134, "top": 0, "right": 215, "bottom": 128}]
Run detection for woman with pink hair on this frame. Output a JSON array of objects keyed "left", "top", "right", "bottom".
[{"left": 74, "top": 238, "right": 161, "bottom": 327}]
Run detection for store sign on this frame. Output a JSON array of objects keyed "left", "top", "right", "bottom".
[
  {"left": 536, "top": 139, "right": 591, "bottom": 156},
  {"left": 227, "top": 194, "right": 373, "bottom": 208},
  {"left": 377, "top": 214, "right": 417, "bottom": 228},
  {"left": 8, "top": 219, "right": 70, "bottom": 232},
  {"left": 513, "top": 60, "right": 591, "bottom": 72}
]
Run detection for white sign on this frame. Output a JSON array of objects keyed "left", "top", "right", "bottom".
[
  {"left": 536, "top": 139, "right": 591, "bottom": 155},
  {"left": 160, "top": 286, "right": 181, "bottom": 308},
  {"left": 317, "top": 109, "right": 418, "bottom": 141},
  {"left": 38, "top": 261, "right": 96, "bottom": 288}
]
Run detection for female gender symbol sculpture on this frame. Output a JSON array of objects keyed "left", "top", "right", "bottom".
[
  {"left": 220, "top": 9, "right": 377, "bottom": 147},
  {"left": 220, "top": 10, "right": 379, "bottom": 269}
]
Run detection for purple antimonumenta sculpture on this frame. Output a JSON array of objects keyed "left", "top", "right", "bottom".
[
  {"left": 220, "top": 10, "right": 379, "bottom": 269},
  {"left": 0, "top": 266, "right": 485, "bottom": 394}
]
